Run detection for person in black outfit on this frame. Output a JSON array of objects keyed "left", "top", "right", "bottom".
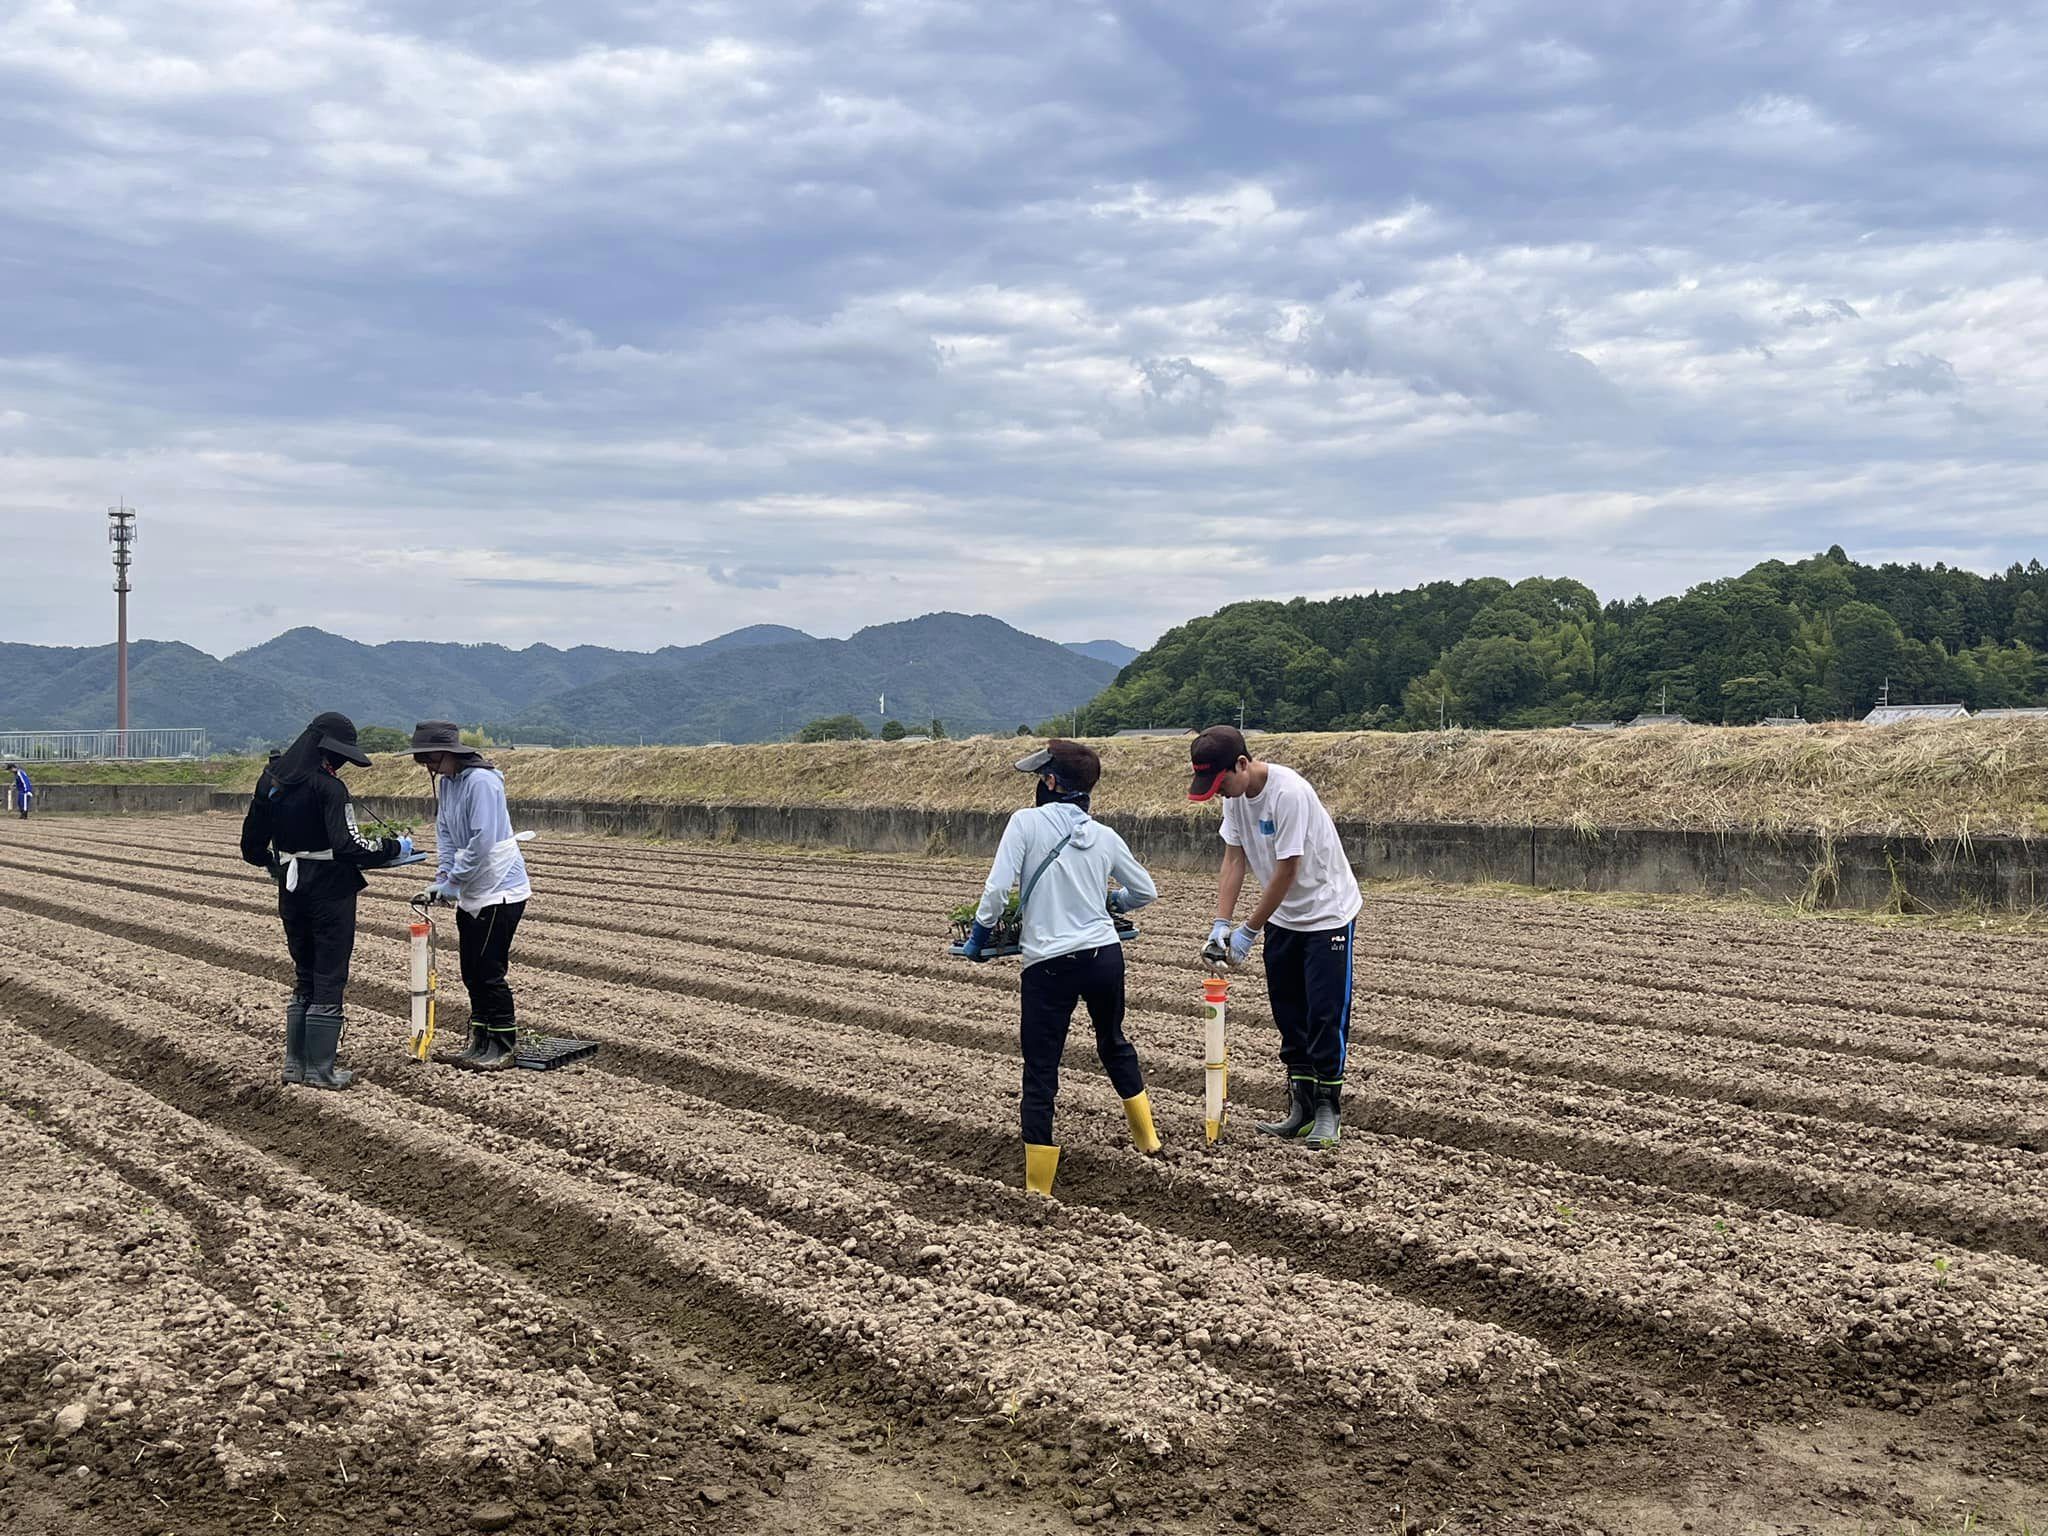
[{"left": 240, "top": 713, "right": 407, "bottom": 1089}]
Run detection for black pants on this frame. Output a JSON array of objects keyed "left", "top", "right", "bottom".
[
  {"left": 457, "top": 900, "right": 526, "bottom": 1028},
  {"left": 1264, "top": 919, "right": 1355, "bottom": 1084},
  {"left": 279, "top": 887, "right": 358, "bottom": 1007},
  {"left": 1018, "top": 943, "right": 1145, "bottom": 1144}
]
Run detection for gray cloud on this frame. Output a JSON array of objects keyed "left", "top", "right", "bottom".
[
  {"left": 1109, "top": 357, "right": 1231, "bottom": 437},
  {"left": 1299, "top": 289, "right": 1625, "bottom": 424},
  {"left": 1785, "top": 299, "right": 1862, "bottom": 328},
  {"left": 1860, "top": 352, "right": 1964, "bottom": 401}
]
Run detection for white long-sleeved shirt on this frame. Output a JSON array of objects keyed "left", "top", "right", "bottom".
[
  {"left": 434, "top": 764, "right": 531, "bottom": 915},
  {"left": 975, "top": 802, "right": 1156, "bottom": 967}
]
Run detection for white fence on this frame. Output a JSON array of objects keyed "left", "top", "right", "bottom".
[{"left": 0, "top": 728, "right": 211, "bottom": 763}]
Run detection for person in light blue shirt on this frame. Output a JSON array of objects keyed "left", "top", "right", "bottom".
[
  {"left": 960, "top": 739, "right": 1159, "bottom": 1195},
  {"left": 409, "top": 722, "right": 531, "bottom": 1072},
  {"left": 7, "top": 760, "right": 29, "bottom": 819}
]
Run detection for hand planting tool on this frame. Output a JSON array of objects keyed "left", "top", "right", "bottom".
[
  {"left": 1200, "top": 970, "right": 1230, "bottom": 1143},
  {"left": 406, "top": 894, "right": 439, "bottom": 1062}
]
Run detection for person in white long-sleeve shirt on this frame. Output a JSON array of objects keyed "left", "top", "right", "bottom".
[
  {"left": 961, "top": 739, "right": 1160, "bottom": 1195},
  {"left": 409, "top": 721, "right": 531, "bottom": 1072}
]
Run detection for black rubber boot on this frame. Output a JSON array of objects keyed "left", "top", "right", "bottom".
[
  {"left": 1254, "top": 1076, "right": 1317, "bottom": 1138},
  {"left": 465, "top": 1024, "right": 518, "bottom": 1072},
  {"left": 281, "top": 995, "right": 308, "bottom": 1085},
  {"left": 300, "top": 1004, "right": 357, "bottom": 1091},
  {"left": 452, "top": 1026, "right": 491, "bottom": 1066},
  {"left": 1307, "top": 1080, "right": 1343, "bottom": 1150}
]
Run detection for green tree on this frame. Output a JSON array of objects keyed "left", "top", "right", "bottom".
[
  {"left": 797, "top": 714, "right": 871, "bottom": 742},
  {"left": 1720, "top": 675, "right": 1792, "bottom": 724},
  {"left": 927, "top": 718, "right": 947, "bottom": 740},
  {"left": 1830, "top": 601, "right": 1904, "bottom": 713},
  {"left": 358, "top": 725, "right": 411, "bottom": 754},
  {"left": 880, "top": 720, "right": 906, "bottom": 741}
]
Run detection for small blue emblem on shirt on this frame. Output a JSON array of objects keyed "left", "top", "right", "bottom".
[{"left": 1258, "top": 818, "right": 1277, "bottom": 836}]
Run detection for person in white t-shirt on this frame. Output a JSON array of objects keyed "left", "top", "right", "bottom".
[{"left": 1188, "top": 725, "right": 1362, "bottom": 1148}]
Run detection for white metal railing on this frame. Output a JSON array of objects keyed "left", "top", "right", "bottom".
[{"left": 0, "top": 728, "right": 211, "bottom": 763}]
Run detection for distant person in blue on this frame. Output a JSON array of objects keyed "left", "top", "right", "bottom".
[
  {"left": 409, "top": 722, "right": 532, "bottom": 1072},
  {"left": 7, "top": 759, "right": 30, "bottom": 819}
]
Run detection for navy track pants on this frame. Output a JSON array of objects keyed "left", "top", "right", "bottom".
[{"left": 1263, "top": 918, "right": 1355, "bottom": 1085}]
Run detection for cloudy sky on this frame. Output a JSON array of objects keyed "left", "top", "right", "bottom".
[{"left": 5, "top": 1, "right": 2045, "bottom": 656}]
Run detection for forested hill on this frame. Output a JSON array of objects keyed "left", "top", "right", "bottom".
[{"left": 1077, "top": 549, "right": 2048, "bottom": 733}]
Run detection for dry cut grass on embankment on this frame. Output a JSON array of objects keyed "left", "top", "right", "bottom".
[{"left": 90, "top": 717, "right": 2048, "bottom": 841}]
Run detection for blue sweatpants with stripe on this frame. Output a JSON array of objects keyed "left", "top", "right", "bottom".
[{"left": 1263, "top": 919, "right": 1354, "bottom": 1085}]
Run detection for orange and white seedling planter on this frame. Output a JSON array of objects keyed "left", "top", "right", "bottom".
[
  {"left": 1202, "top": 974, "right": 1229, "bottom": 1142},
  {"left": 408, "top": 917, "right": 438, "bottom": 1061}
]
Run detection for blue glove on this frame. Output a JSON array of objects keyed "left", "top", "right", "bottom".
[
  {"left": 1226, "top": 923, "right": 1259, "bottom": 966},
  {"left": 1207, "top": 918, "right": 1233, "bottom": 948},
  {"left": 419, "top": 879, "right": 457, "bottom": 905},
  {"left": 1106, "top": 886, "right": 1129, "bottom": 915},
  {"left": 396, "top": 835, "right": 414, "bottom": 860},
  {"left": 959, "top": 920, "right": 997, "bottom": 962}
]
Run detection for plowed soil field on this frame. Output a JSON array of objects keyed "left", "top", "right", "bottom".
[{"left": 4, "top": 814, "right": 2048, "bottom": 1536}]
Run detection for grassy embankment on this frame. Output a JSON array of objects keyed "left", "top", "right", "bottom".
[
  {"left": 23, "top": 758, "right": 250, "bottom": 786},
  {"left": 53, "top": 719, "right": 2048, "bottom": 842}
]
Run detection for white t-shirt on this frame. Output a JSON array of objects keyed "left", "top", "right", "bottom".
[{"left": 1219, "top": 762, "right": 1362, "bottom": 932}]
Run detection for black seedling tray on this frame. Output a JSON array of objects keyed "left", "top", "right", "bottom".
[
  {"left": 950, "top": 939, "right": 1024, "bottom": 959},
  {"left": 515, "top": 1037, "right": 600, "bottom": 1070},
  {"left": 947, "top": 925, "right": 1138, "bottom": 960}
]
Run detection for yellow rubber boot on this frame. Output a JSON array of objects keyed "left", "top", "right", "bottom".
[
  {"left": 1024, "top": 1143, "right": 1060, "bottom": 1197},
  {"left": 1122, "top": 1091, "right": 1162, "bottom": 1155}
]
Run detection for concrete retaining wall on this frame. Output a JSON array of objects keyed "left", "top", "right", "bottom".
[
  {"left": 31, "top": 782, "right": 219, "bottom": 816},
  {"left": 166, "top": 789, "right": 2048, "bottom": 911}
]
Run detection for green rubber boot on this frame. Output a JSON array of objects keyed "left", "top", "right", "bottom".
[
  {"left": 1307, "top": 1080, "right": 1343, "bottom": 1150},
  {"left": 465, "top": 1024, "right": 518, "bottom": 1073},
  {"left": 281, "top": 995, "right": 308, "bottom": 1085},
  {"left": 1254, "top": 1076, "right": 1317, "bottom": 1138},
  {"left": 300, "top": 1005, "right": 357, "bottom": 1091}
]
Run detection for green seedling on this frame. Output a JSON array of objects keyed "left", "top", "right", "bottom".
[
  {"left": 1554, "top": 1204, "right": 1575, "bottom": 1224},
  {"left": 1713, "top": 1218, "right": 1731, "bottom": 1234},
  {"left": 951, "top": 890, "right": 1024, "bottom": 946},
  {"left": 1933, "top": 1255, "right": 1953, "bottom": 1288}
]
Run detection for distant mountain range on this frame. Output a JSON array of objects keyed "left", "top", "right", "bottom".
[
  {"left": 0, "top": 616, "right": 1127, "bottom": 748},
  {"left": 1063, "top": 639, "right": 1141, "bottom": 670}
]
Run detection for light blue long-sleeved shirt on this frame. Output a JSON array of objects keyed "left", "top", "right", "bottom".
[
  {"left": 434, "top": 765, "right": 530, "bottom": 914},
  {"left": 975, "top": 802, "right": 1156, "bottom": 967}
]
